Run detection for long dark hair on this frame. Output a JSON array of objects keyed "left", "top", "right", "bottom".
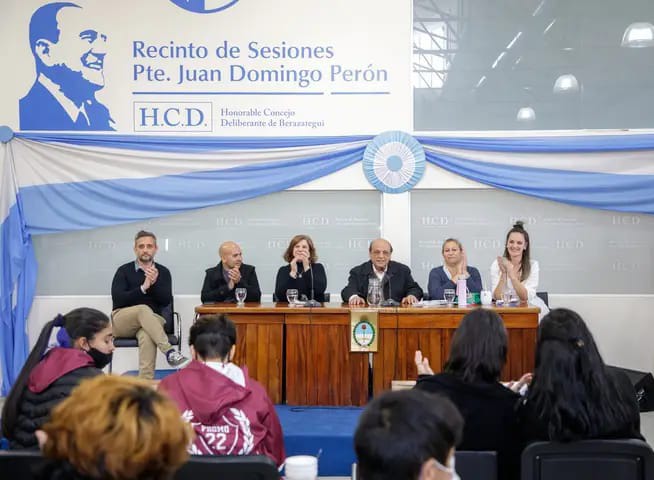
[
  {"left": 525, "top": 308, "right": 637, "bottom": 440},
  {"left": 444, "top": 309, "right": 508, "bottom": 383},
  {"left": 1, "top": 308, "right": 110, "bottom": 439},
  {"left": 503, "top": 220, "right": 531, "bottom": 282}
]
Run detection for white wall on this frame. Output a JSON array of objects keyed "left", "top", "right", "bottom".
[{"left": 549, "top": 294, "right": 654, "bottom": 373}]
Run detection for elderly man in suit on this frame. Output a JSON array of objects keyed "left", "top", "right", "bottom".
[{"left": 341, "top": 238, "right": 423, "bottom": 306}]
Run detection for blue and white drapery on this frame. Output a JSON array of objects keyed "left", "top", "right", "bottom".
[
  {"left": 2, "top": 131, "right": 654, "bottom": 393},
  {"left": 13, "top": 134, "right": 370, "bottom": 234},
  {"left": 0, "top": 133, "right": 370, "bottom": 394},
  {"left": 1, "top": 140, "right": 36, "bottom": 397},
  {"left": 418, "top": 134, "right": 654, "bottom": 214}
]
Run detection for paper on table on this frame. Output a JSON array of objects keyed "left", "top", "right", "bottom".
[{"left": 413, "top": 299, "right": 448, "bottom": 307}]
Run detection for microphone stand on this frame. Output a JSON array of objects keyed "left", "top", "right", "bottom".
[
  {"left": 380, "top": 272, "right": 400, "bottom": 307},
  {"left": 304, "top": 266, "right": 322, "bottom": 307}
]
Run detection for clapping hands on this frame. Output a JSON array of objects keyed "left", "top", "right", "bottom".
[
  {"left": 414, "top": 350, "right": 434, "bottom": 376},
  {"left": 293, "top": 250, "right": 311, "bottom": 270},
  {"left": 505, "top": 372, "right": 533, "bottom": 393},
  {"left": 142, "top": 265, "right": 158, "bottom": 291},
  {"left": 458, "top": 250, "right": 468, "bottom": 276},
  {"left": 497, "top": 256, "right": 515, "bottom": 276},
  {"left": 227, "top": 266, "right": 241, "bottom": 290}
]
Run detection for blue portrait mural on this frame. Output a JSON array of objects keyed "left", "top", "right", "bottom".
[
  {"left": 169, "top": 0, "right": 240, "bottom": 14},
  {"left": 19, "top": 2, "right": 114, "bottom": 131}
]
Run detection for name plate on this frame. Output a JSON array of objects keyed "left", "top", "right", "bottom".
[{"left": 350, "top": 309, "right": 378, "bottom": 352}]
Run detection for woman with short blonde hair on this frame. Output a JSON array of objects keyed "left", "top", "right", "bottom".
[{"left": 427, "top": 238, "right": 482, "bottom": 301}]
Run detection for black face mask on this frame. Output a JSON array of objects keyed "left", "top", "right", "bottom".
[{"left": 86, "top": 348, "right": 113, "bottom": 369}]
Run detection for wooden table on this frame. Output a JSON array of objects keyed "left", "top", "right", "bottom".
[{"left": 194, "top": 303, "right": 539, "bottom": 406}]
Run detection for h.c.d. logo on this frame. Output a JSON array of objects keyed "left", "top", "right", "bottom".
[{"left": 169, "top": 0, "right": 239, "bottom": 14}]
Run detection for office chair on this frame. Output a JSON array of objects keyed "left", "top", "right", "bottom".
[
  {"left": 536, "top": 291, "right": 549, "bottom": 307},
  {"left": 456, "top": 450, "right": 498, "bottom": 480},
  {"left": 109, "top": 300, "right": 182, "bottom": 373},
  {"left": 522, "top": 439, "right": 654, "bottom": 480},
  {"left": 0, "top": 449, "right": 45, "bottom": 479},
  {"left": 174, "top": 454, "right": 279, "bottom": 480},
  {"left": 0, "top": 450, "right": 280, "bottom": 480}
]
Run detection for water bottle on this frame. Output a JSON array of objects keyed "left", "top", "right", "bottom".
[
  {"left": 456, "top": 277, "right": 467, "bottom": 307},
  {"left": 480, "top": 290, "right": 493, "bottom": 306}
]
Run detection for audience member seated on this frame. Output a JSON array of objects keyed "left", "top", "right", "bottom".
[
  {"left": 274, "top": 234, "right": 327, "bottom": 303},
  {"left": 34, "top": 375, "right": 191, "bottom": 480},
  {"left": 414, "top": 309, "right": 530, "bottom": 480},
  {"left": 517, "top": 308, "right": 642, "bottom": 443},
  {"left": 427, "top": 238, "right": 482, "bottom": 301},
  {"left": 1, "top": 308, "right": 114, "bottom": 449},
  {"left": 159, "top": 314, "right": 285, "bottom": 467},
  {"left": 201, "top": 241, "right": 262, "bottom": 303},
  {"left": 354, "top": 389, "right": 463, "bottom": 480},
  {"left": 341, "top": 238, "right": 423, "bottom": 306}
]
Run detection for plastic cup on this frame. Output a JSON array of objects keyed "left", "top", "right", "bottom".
[{"left": 285, "top": 455, "right": 318, "bottom": 480}]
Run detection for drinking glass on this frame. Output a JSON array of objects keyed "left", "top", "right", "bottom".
[
  {"left": 286, "top": 289, "right": 299, "bottom": 305},
  {"left": 235, "top": 287, "right": 247, "bottom": 305},
  {"left": 443, "top": 289, "right": 455, "bottom": 305},
  {"left": 509, "top": 290, "right": 520, "bottom": 305},
  {"left": 502, "top": 288, "right": 513, "bottom": 306}
]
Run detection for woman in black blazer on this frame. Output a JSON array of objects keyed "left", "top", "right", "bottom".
[
  {"left": 414, "top": 309, "right": 530, "bottom": 480},
  {"left": 275, "top": 234, "right": 327, "bottom": 303}
]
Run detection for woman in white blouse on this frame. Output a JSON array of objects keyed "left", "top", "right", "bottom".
[{"left": 490, "top": 222, "right": 548, "bottom": 317}]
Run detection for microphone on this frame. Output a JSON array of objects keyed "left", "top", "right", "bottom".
[
  {"left": 304, "top": 265, "right": 322, "bottom": 307},
  {"left": 380, "top": 272, "right": 400, "bottom": 307}
]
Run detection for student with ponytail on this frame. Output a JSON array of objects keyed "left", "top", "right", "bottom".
[{"left": 1, "top": 308, "right": 114, "bottom": 449}]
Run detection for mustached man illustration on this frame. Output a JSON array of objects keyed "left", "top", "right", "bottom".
[{"left": 20, "top": 2, "right": 114, "bottom": 131}]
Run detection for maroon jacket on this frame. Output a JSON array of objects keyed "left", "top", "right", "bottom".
[
  {"left": 10, "top": 348, "right": 100, "bottom": 449},
  {"left": 28, "top": 347, "right": 97, "bottom": 393},
  {"left": 159, "top": 360, "right": 285, "bottom": 466}
]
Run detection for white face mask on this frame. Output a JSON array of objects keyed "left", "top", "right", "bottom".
[{"left": 431, "top": 454, "right": 461, "bottom": 480}]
